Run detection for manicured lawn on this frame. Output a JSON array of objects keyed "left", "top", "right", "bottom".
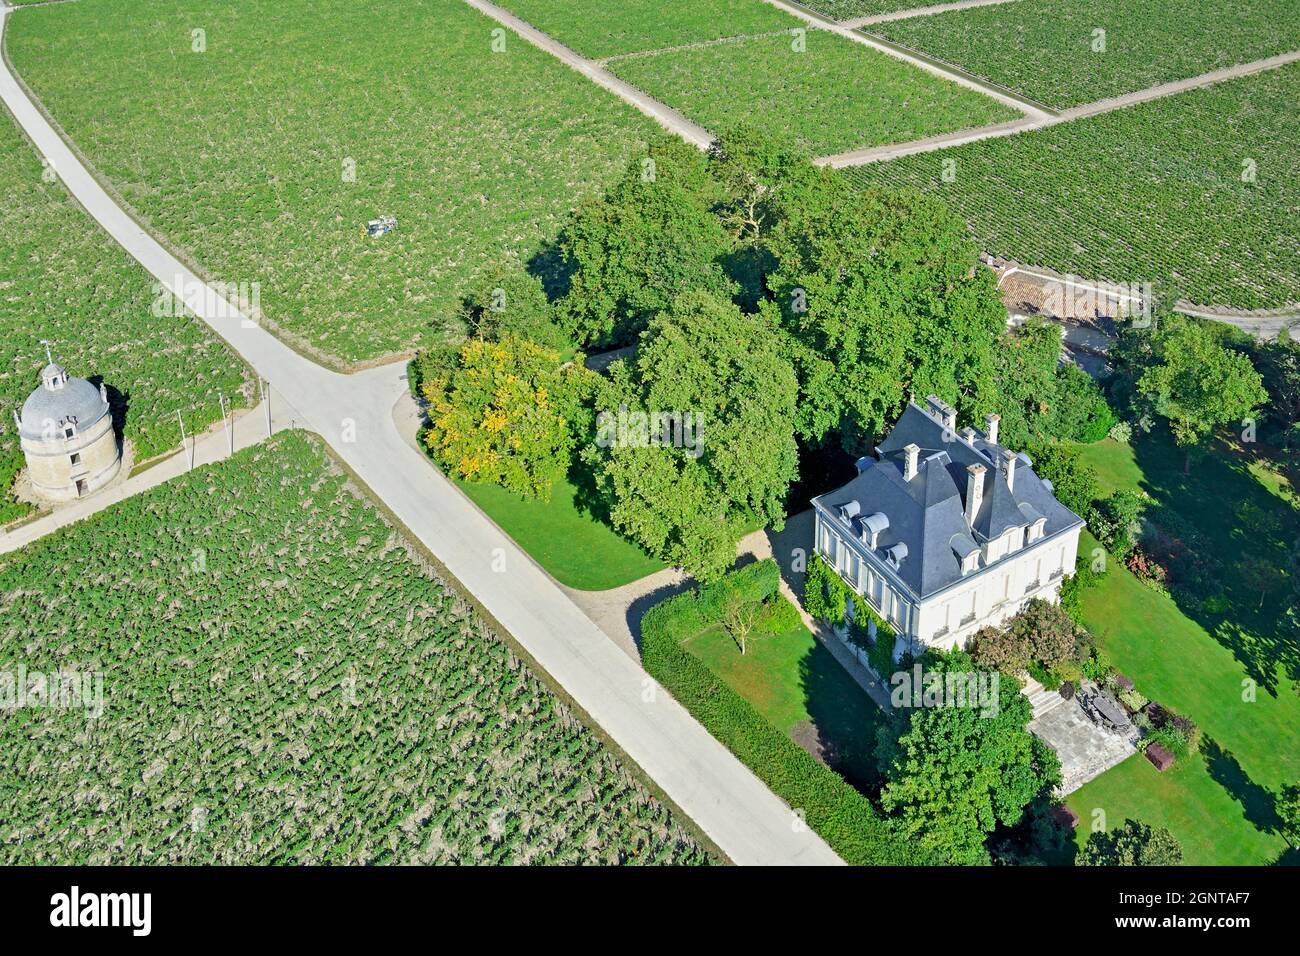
[
  {"left": 456, "top": 475, "right": 664, "bottom": 591},
  {"left": 681, "top": 618, "right": 884, "bottom": 789},
  {"left": 849, "top": 63, "right": 1300, "bottom": 310},
  {"left": 1062, "top": 426, "right": 1300, "bottom": 864},
  {"left": 607, "top": 29, "right": 1019, "bottom": 155},
  {"left": 8, "top": 0, "right": 658, "bottom": 365},
  {"left": 1075, "top": 438, "right": 1144, "bottom": 498},
  {"left": 1067, "top": 750, "right": 1285, "bottom": 866},
  {"left": 492, "top": 0, "right": 800, "bottom": 59},
  {"left": 877, "top": 0, "right": 1300, "bottom": 109}
]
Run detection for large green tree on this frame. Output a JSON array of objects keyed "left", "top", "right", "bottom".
[
  {"left": 422, "top": 334, "right": 590, "bottom": 500},
  {"left": 1131, "top": 317, "right": 1267, "bottom": 467},
  {"left": 766, "top": 176, "right": 1005, "bottom": 452},
  {"left": 875, "top": 650, "right": 1061, "bottom": 863},
  {"left": 585, "top": 290, "right": 799, "bottom": 580},
  {"left": 555, "top": 137, "right": 734, "bottom": 350}
]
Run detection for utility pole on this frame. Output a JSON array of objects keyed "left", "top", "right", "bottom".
[
  {"left": 219, "top": 393, "right": 233, "bottom": 455},
  {"left": 177, "top": 411, "right": 193, "bottom": 470},
  {"left": 259, "top": 378, "right": 272, "bottom": 438}
]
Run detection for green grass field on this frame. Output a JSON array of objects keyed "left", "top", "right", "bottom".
[
  {"left": 850, "top": 64, "right": 1300, "bottom": 310},
  {"left": 456, "top": 474, "right": 664, "bottom": 590},
  {"left": 681, "top": 615, "right": 884, "bottom": 790},
  {"left": 493, "top": 0, "right": 801, "bottom": 58},
  {"left": 7, "top": 0, "right": 659, "bottom": 366},
  {"left": 1061, "top": 428, "right": 1300, "bottom": 864},
  {"left": 876, "top": 0, "right": 1300, "bottom": 109},
  {"left": 797, "top": 0, "right": 958, "bottom": 19},
  {"left": 0, "top": 432, "right": 709, "bottom": 864},
  {"left": 608, "top": 28, "right": 1018, "bottom": 155},
  {"left": 0, "top": 107, "right": 251, "bottom": 524}
]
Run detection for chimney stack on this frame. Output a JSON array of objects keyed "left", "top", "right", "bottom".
[
  {"left": 984, "top": 413, "right": 1000, "bottom": 445},
  {"left": 1001, "top": 448, "right": 1017, "bottom": 493},
  {"left": 926, "top": 395, "right": 957, "bottom": 433},
  {"left": 903, "top": 443, "right": 920, "bottom": 481},
  {"left": 965, "top": 463, "right": 986, "bottom": 525}
]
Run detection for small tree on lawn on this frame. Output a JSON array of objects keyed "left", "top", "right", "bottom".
[
  {"left": 1078, "top": 819, "right": 1183, "bottom": 866},
  {"left": 720, "top": 585, "right": 763, "bottom": 655}
]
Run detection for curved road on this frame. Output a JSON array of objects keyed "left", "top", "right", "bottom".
[{"left": 0, "top": 5, "right": 841, "bottom": 866}]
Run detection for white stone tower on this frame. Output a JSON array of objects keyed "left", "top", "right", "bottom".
[{"left": 15, "top": 347, "right": 121, "bottom": 502}]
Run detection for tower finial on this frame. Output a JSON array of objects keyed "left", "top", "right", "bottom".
[{"left": 41, "top": 340, "right": 53, "bottom": 366}]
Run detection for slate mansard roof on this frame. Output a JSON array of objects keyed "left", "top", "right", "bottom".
[{"left": 813, "top": 399, "right": 1085, "bottom": 601}]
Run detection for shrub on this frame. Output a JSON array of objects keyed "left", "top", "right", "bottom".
[
  {"left": 640, "top": 560, "right": 936, "bottom": 865},
  {"left": 1028, "top": 661, "right": 1061, "bottom": 691},
  {"left": 970, "top": 624, "right": 1031, "bottom": 673},
  {"left": 1082, "top": 648, "right": 1113, "bottom": 682},
  {"left": 755, "top": 595, "right": 803, "bottom": 636},
  {"left": 1118, "top": 687, "right": 1149, "bottom": 713},
  {"left": 1092, "top": 490, "right": 1146, "bottom": 560},
  {"left": 1107, "top": 419, "right": 1133, "bottom": 444}
]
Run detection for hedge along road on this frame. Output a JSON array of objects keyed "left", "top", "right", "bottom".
[{"left": 0, "top": 6, "right": 841, "bottom": 867}]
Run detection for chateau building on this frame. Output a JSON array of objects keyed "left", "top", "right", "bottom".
[
  {"left": 15, "top": 356, "right": 121, "bottom": 502},
  {"left": 812, "top": 396, "right": 1085, "bottom": 660}
]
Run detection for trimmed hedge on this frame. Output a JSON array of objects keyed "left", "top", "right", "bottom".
[{"left": 641, "top": 559, "right": 940, "bottom": 865}]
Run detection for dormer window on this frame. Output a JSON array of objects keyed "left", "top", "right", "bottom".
[
  {"left": 886, "top": 542, "right": 908, "bottom": 569},
  {"left": 1027, "top": 517, "right": 1047, "bottom": 542},
  {"left": 861, "top": 512, "right": 889, "bottom": 549},
  {"left": 839, "top": 500, "right": 861, "bottom": 524}
]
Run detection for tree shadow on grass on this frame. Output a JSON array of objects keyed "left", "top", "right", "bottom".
[
  {"left": 1202, "top": 735, "right": 1284, "bottom": 837},
  {"left": 1129, "top": 428, "right": 1300, "bottom": 696},
  {"left": 796, "top": 639, "right": 882, "bottom": 795}
]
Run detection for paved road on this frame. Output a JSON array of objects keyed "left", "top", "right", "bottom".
[
  {"left": 462, "top": 0, "right": 713, "bottom": 149},
  {"left": 841, "top": 0, "right": 1021, "bottom": 28},
  {"left": 0, "top": 399, "right": 292, "bottom": 555},
  {"left": 822, "top": 49, "right": 1300, "bottom": 167},
  {"left": 0, "top": 5, "right": 842, "bottom": 866},
  {"left": 760, "top": 0, "right": 1051, "bottom": 119}
]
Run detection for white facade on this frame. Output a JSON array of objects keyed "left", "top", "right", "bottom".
[
  {"left": 815, "top": 508, "right": 1081, "bottom": 656},
  {"left": 810, "top": 396, "right": 1085, "bottom": 660}
]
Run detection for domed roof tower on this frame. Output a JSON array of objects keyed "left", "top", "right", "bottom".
[{"left": 13, "top": 347, "right": 121, "bottom": 502}]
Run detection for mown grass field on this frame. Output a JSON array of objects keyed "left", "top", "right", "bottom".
[
  {"left": 0, "top": 432, "right": 709, "bottom": 864},
  {"left": 456, "top": 474, "right": 664, "bottom": 591},
  {"left": 0, "top": 107, "right": 250, "bottom": 524},
  {"left": 493, "top": 0, "right": 800, "bottom": 58},
  {"left": 681, "top": 618, "right": 884, "bottom": 790},
  {"left": 850, "top": 64, "right": 1300, "bottom": 310},
  {"left": 1061, "top": 427, "right": 1300, "bottom": 864},
  {"left": 875, "top": 0, "right": 1300, "bottom": 109},
  {"left": 608, "top": 29, "right": 1019, "bottom": 155},
  {"left": 7, "top": 0, "right": 659, "bottom": 366}
]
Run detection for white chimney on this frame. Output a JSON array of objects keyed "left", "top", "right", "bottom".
[
  {"left": 1001, "top": 449, "right": 1017, "bottom": 492},
  {"left": 984, "top": 413, "right": 1000, "bottom": 445},
  {"left": 965, "top": 463, "right": 986, "bottom": 525},
  {"left": 903, "top": 443, "right": 920, "bottom": 481}
]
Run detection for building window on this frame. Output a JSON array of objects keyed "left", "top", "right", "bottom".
[
  {"left": 70, "top": 452, "right": 81, "bottom": 466},
  {"left": 63, "top": 426, "right": 75, "bottom": 439}
]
